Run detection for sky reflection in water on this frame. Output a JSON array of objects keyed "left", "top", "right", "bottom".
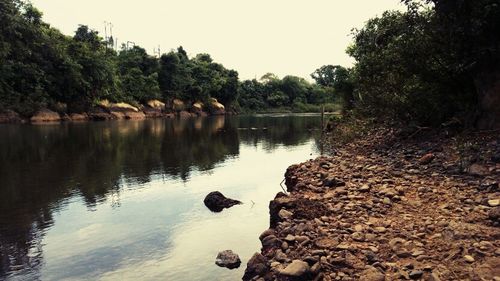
[{"left": 0, "top": 114, "right": 323, "bottom": 280}]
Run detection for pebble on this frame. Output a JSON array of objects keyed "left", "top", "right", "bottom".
[
  {"left": 464, "top": 255, "right": 475, "bottom": 263},
  {"left": 488, "top": 199, "right": 499, "bottom": 207}
]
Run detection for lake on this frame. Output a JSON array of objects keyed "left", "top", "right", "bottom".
[{"left": 0, "top": 114, "right": 323, "bottom": 281}]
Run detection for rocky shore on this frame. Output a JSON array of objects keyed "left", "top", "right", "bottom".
[
  {"left": 0, "top": 98, "right": 230, "bottom": 124},
  {"left": 243, "top": 127, "right": 500, "bottom": 280}
]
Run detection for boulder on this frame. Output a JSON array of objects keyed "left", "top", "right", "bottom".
[
  {"left": 124, "top": 111, "right": 146, "bottom": 120},
  {"left": 30, "top": 109, "right": 61, "bottom": 123},
  {"left": 110, "top": 111, "right": 126, "bottom": 119},
  {"left": 279, "top": 260, "right": 310, "bottom": 277},
  {"left": 203, "top": 191, "right": 242, "bottom": 212},
  {"left": 146, "top": 99, "right": 165, "bottom": 110},
  {"left": 143, "top": 108, "right": 163, "bottom": 118},
  {"left": 88, "top": 107, "right": 115, "bottom": 121},
  {"left": 192, "top": 102, "right": 204, "bottom": 113},
  {"left": 215, "top": 250, "right": 241, "bottom": 269},
  {"left": 172, "top": 99, "right": 185, "bottom": 111},
  {"left": 209, "top": 98, "right": 226, "bottom": 115},
  {"left": 178, "top": 111, "right": 194, "bottom": 119},
  {"left": 242, "top": 253, "right": 269, "bottom": 281},
  {"left": 468, "top": 163, "right": 489, "bottom": 176},
  {"left": 109, "top": 102, "right": 139, "bottom": 112},
  {"left": 0, "top": 110, "right": 22, "bottom": 123},
  {"left": 69, "top": 113, "right": 88, "bottom": 121}
]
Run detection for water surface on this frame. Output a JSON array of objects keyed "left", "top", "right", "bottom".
[{"left": 0, "top": 114, "right": 322, "bottom": 280}]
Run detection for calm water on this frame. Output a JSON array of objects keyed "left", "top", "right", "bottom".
[{"left": 0, "top": 114, "right": 323, "bottom": 281}]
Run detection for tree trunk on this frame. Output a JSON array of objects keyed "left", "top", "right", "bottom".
[{"left": 474, "top": 70, "right": 500, "bottom": 129}]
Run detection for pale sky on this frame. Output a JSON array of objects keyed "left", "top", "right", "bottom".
[{"left": 31, "top": 0, "right": 404, "bottom": 80}]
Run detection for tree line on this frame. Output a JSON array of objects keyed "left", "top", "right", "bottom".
[
  {"left": 320, "top": 0, "right": 499, "bottom": 129},
  {"left": 1, "top": 0, "right": 498, "bottom": 128},
  {"left": 0, "top": 0, "right": 339, "bottom": 116}
]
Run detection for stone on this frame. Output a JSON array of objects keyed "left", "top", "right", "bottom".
[
  {"left": 359, "top": 266, "right": 385, "bottom": 281},
  {"left": 323, "top": 177, "right": 345, "bottom": 188},
  {"left": 0, "top": 110, "right": 22, "bottom": 123},
  {"left": 464, "top": 255, "right": 475, "bottom": 263},
  {"left": 489, "top": 207, "right": 500, "bottom": 221},
  {"left": 69, "top": 113, "right": 88, "bottom": 121},
  {"left": 419, "top": 153, "right": 435, "bottom": 165},
  {"left": 488, "top": 199, "right": 499, "bottom": 207},
  {"left": 278, "top": 209, "right": 293, "bottom": 220},
  {"left": 469, "top": 163, "right": 489, "bottom": 176},
  {"left": 261, "top": 235, "right": 279, "bottom": 248},
  {"left": 215, "top": 250, "right": 241, "bottom": 269},
  {"left": 259, "top": 229, "right": 275, "bottom": 241},
  {"left": 30, "top": 109, "right": 61, "bottom": 123},
  {"left": 242, "top": 253, "right": 268, "bottom": 280},
  {"left": 315, "top": 238, "right": 339, "bottom": 249},
  {"left": 279, "top": 260, "right": 310, "bottom": 277},
  {"left": 203, "top": 191, "right": 242, "bottom": 212},
  {"left": 409, "top": 270, "right": 424, "bottom": 279},
  {"left": 284, "top": 234, "right": 295, "bottom": 242}
]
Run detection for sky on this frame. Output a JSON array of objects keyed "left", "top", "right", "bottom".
[{"left": 30, "top": 0, "right": 404, "bottom": 80}]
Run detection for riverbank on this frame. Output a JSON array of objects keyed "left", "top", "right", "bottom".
[
  {"left": 0, "top": 107, "right": 231, "bottom": 124},
  {"left": 243, "top": 126, "right": 499, "bottom": 280}
]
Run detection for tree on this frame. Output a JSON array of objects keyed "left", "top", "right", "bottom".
[{"left": 311, "top": 65, "right": 354, "bottom": 111}]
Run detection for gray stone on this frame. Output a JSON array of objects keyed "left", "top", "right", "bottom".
[{"left": 215, "top": 250, "right": 241, "bottom": 269}]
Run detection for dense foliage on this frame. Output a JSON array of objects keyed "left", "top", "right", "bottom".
[
  {"left": 342, "top": 0, "right": 499, "bottom": 127},
  {"left": 238, "top": 74, "right": 338, "bottom": 113},
  {"left": 0, "top": 0, "right": 335, "bottom": 116}
]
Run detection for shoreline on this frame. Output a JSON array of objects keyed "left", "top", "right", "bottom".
[
  {"left": 243, "top": 127, "right": 499, "bottom": 280},
  {"left": 0, "top": 108, "right": 230, "bottom": 125}
]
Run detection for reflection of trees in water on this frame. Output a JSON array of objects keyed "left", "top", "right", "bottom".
[{"left": 0, "top": 115, "right": 321, "bottom": 278}]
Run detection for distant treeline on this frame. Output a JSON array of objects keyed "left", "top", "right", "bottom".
[
  {"left": 0, "top": 0, "right": 340, "bottom": 116},
  {"left": 1, "top": 0, "right": 498, "bottom": 127}
]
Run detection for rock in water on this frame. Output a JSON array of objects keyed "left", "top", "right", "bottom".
[
  {"left": 204, "top": 191, "right": 242, "bottom": 212},
  {"left": 215, "top": 250, "right": 241, "bottom": 269}
]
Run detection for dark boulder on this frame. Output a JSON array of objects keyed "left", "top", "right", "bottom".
[
  {"left": 215, "top": 250, "right": 241, "bottom": 269},
  {"left": 203, "top": 191, "right": 241, "bottom": 212},
  {"left": 242, "top": 253, "right": 269, "bottom": 281}
]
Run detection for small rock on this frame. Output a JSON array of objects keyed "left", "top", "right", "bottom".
[
  {"left": 419, "top": 153, "right": 435, "bottom": 165},
  {"left": 279, "top": 209, "right": 293, "bottom": 220},
  {"left": 409, "top": 270, "right": 424, "bottom": 279},
  {"left": 489, "top": 207, "right": 500, "bottom": 221},
  {"left": 488, "top": 199, "right": 499, "bottom": 207},
  {"left": 469, "top": 163, "right": 489, "bottom": 176},
  {"left": 464, "top": 255, "right": 475, "bottom": 263},
  {"left": 359, "top": 266, "right": 385, "bottom": 281},
  {"left": 215, "top": 250, "right": 241, "bottom": 269},
  {"left": 279, "top": 260, "right": 310, "bottom": 277},
  {"left": 360, "top": 184, "right": 371, "bottom": 192}
]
